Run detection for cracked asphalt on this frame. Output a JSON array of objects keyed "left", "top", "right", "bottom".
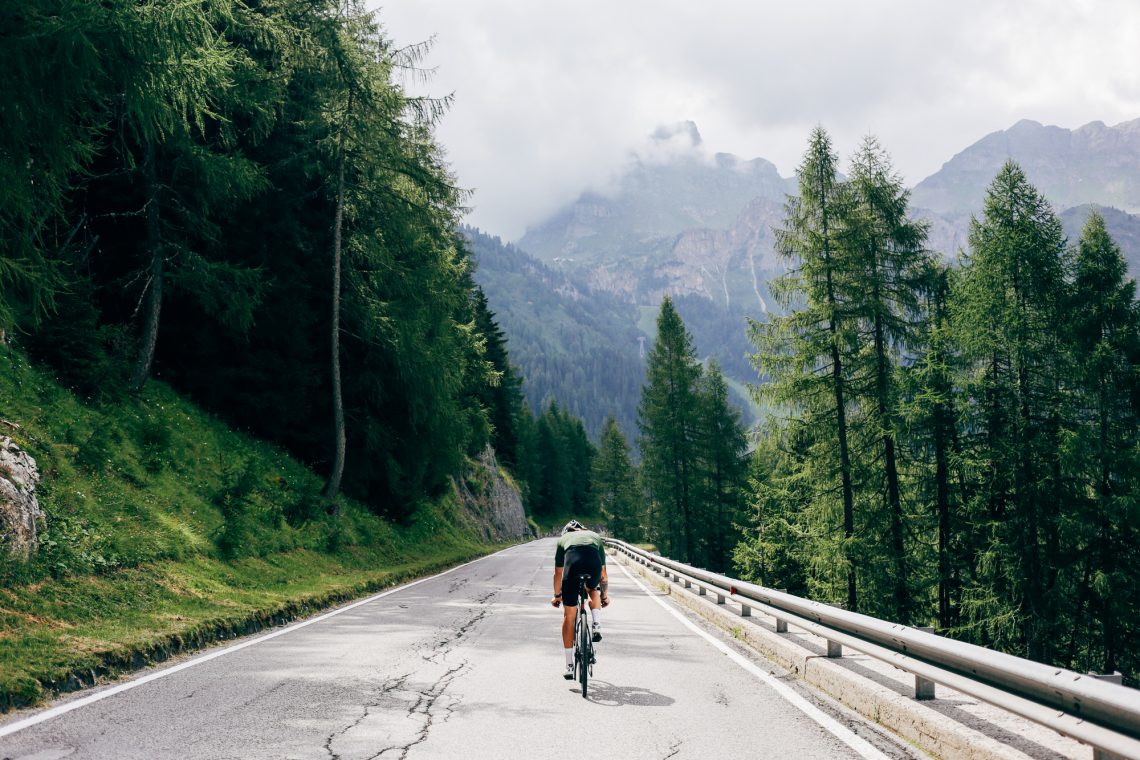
[{"left": 0, "top": 539, "right": 911, "bottom": 759}]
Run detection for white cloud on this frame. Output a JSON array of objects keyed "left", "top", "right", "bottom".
[{"left": 377, "top": 1, "right": 1140, "bottom": 239}]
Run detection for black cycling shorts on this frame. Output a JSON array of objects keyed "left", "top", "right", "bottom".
[{"left": 561, "top": 546, "right": 602, "bottom": 607}]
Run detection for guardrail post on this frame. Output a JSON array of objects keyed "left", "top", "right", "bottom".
[
  {"left": 741, "top": 603, "right": 751, "bottom": 617},
  {"left": 915, "top": 627, "right": 936, "bottom": 699},
  {"left": 684, "top": 579, "right": 691, "bottom": 589},
  {"left": 826, "top": 640, "right": 842, "bottom": 658},
  {"left": 775, "top": 589, "right": 788, "bottom": 633},
  {"left": 698, "top": 585, "right": 707, "bottom": 596},
  {"left": 716, "top": 592, "right": 726, "bottom": 604}
]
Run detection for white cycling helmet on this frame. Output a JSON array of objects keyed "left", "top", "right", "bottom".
[{"left": 560, "top": 520, "right": 586, "bottom": 535}]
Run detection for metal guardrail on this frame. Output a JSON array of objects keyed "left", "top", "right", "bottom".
[{"left": 606, "top": 539, "right": 1140, "bottom": 760}]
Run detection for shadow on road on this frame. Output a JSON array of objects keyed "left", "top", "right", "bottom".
[{"left": 572, "top": 680, "right": 675, "bottom": 707}]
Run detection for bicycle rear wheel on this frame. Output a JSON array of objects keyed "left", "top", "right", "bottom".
[{"left": 576, "top": 609, "right": 589, "bottom": 697}]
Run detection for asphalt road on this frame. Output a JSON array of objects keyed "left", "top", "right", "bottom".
[{"left": 0, "top": 539, "right": 916, "bottom": 760}]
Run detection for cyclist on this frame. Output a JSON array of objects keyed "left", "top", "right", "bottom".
[{"left": 551, "top": 520, "right": 609, "bottom": 680}]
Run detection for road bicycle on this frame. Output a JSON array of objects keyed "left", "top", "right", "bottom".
[{"left": 572, "top": 573, "right": 595, "bottom": 698}]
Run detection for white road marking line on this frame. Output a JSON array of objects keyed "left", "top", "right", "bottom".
[
  {"left": 0, "top": 544, "right": 522, "bottom": 740},
  {"left": 616, "top": 559, "right": 891, "bottom": 760}
]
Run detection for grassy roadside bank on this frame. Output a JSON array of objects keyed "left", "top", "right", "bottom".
[
  {"left": 0, "top": 538, "right": 506, "bottom": 712},
  {"left": 0, "top": 348, "right": 516, "bottom": 712}
]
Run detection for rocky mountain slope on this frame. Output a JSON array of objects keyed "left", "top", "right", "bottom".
[
  {"left": 520, "top": 122, "right": 793, "bottom": 274},
  {"left": 912, "top": 118, "right": 1140, "bottom": 216}
]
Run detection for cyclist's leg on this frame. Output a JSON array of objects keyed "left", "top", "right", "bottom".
[
  {"left": 560, "top": 554, "right": 585, "bottom": 677},
  {"left": 561, "top": 604, "right": 575, "bottom": 648}
]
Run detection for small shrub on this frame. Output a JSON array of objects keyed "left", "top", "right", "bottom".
[
  {"left": 138, "top": 418, "right": 172, "bottom": 473},
  {"left": 324, "top": 521, "right": 348, "bottom": 553},
  {"left": 75, "top": 425, "right": 123, "bottom": 474},
  {"left": 213, "top": 462, "right": 260, "bottom": 559}
]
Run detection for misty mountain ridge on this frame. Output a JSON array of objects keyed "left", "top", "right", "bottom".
[
  {"left": 519, "top": 121, "right": 794, "bottom": 271},
  {"left": 912, "top": 117, "right": 1140, "bottom": 216}
]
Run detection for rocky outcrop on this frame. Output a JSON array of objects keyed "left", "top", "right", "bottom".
[
  {"left": 455, "top": 446, "right": 534, "bottom": 542},
  {"left": 1, "top": 435, "right": 43, "bottom": 558}
]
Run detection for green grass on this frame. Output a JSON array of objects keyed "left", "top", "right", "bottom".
[{"left": 0, "top": 348, "right": 507, "bottom": 709}]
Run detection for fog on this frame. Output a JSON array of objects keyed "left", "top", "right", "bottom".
[{"left": 378, "top": 1, "right": 1140, "bottom": 240}]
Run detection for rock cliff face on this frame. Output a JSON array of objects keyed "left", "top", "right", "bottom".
[
  {"left": 455, "top": 446, "right": 534, "bottom": 542},
  {"left": 0, "top": 436, "right": 43, "bottom": 558}
]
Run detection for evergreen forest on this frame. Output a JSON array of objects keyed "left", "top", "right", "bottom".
[
  {"left": 0, "top": 0, "right": 599, "bottom": 524},
  {"left": 734, "top": 129, "right": 1140, "bottom": 683}
]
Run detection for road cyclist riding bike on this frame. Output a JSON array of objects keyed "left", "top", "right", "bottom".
[{"left": 551, "top": 520, "right": 610, "bottom": 683}]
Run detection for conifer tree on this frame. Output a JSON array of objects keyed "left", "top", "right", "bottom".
[
  {"left": 593, "top": 416, "right": 642, "bottom": 542},
  {"left": 1066, "top": 212, "right": 1140, "bottom": 674},
  {"left": 695, "top": 361, "right": 749, "bottom": 572},
  {"left": 903, "top": 263, "right": 967, "bottom": 629},
  {"left": 471, "top": 287, "right": 523, "bottom": 465},
  {"left": 953, "top": 161, "right": 1070, "bottom": 660},
  {"left": 749, "top": 127, "right": 859, "bottom": 609},
  {"left": 837, "top": 137, "right": 930, "bottom": 623},
  {"left": 639, "top": 296, "right": 703, "bottom": 562}
]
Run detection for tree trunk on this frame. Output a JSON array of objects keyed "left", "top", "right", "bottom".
[
  {"left": 873, "top": 308, "right": 909, "bottom": 623},
  {"left": 934, "top": 397, "right": 953, "bottom": 628},
  {"left": 323, "top": 126, "right": 348, "bottom": 504},
  {"left": 130, "top": 149, "right": 163, "bottom": 395},
  {"left": 822, "top": 230, "right": 856, "bottom": 611}
]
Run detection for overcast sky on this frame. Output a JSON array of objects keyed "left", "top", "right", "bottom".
[{"left": 377, "top": 1, "right": 1140, "bottom": 241}]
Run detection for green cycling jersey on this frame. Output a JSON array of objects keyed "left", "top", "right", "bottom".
[{"left": 554, "top": 529, "right": 606, "bottom": 568}]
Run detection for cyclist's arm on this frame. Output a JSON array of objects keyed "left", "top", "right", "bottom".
[
  {"left": 599, "top": 566, "right": 609, "bottom": 600},
  {"left": 552, "top": 566, "right": 564, "bottom": 606}
]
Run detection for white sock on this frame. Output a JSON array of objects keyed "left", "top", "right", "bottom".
[
  {"left": 564, "top": 648, "right": 574, "bottom": 667},
  {"left": 591, "top": 608, "right": 600, "bottom": 625}
]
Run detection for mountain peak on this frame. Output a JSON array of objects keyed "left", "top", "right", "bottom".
[
  {"left": 651, "top": 120, "right": 702, "bottom": 147},
  {"left": 1008, "top": 118, "right": 1045, "bottom": 132}
]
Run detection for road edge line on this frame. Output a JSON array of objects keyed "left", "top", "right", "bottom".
[{"left": 616, "top": 559, "right": 891, "bottom": 760}]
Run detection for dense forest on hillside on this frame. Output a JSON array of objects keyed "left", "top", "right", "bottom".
[
  {"left": 466, "top": 227, "right": 646, "bottom": 441},
  {"left": 0, "top": 0, "right": 603, "bottom": 526},
  {"left": 735, "top": 128, "right": 1140, "bottom": 682}
]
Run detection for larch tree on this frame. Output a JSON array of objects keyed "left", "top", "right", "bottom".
[
  {"left": 639, "top": 296, "right": 703, "bottom": 563},
  {"left": 749, "top": 127, "right": 860, "bottom": 609},
  {"left": 902, "top": 262, "right": 968, "bottom": 629},
  {"left": 592, "top": 416, "right": 642, "bottom": 542},
  {"left": 837, "top": 136, "right": 930, "bottom": 623},
  {"left": 1066, "top": 211, "right": 1140, "bottom": 674},
  {"left": 953, "top": 161, "right": 1070, "bottom": 660},
  {"left": 695, "top": 360, "right": 749, "bottom": 573}
]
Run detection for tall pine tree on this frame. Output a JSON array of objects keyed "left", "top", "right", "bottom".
[
  {"left": 639, "top": 296, "right": 703, "bottom": 562},
  {"left": 695, "top": 360, "right": 749, "bottom": 573},
  {"left": 953, "top": 161, "right": 1070, "bottom": 660},
  {"left": 837, "top": 136, "right": 931, "bottom": 623},
  {"left": 749, "top": 127, "right": 860, "bottom": 609},
  {"left": 593, "top": 416, "right": 642, "bottom": 541}
]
